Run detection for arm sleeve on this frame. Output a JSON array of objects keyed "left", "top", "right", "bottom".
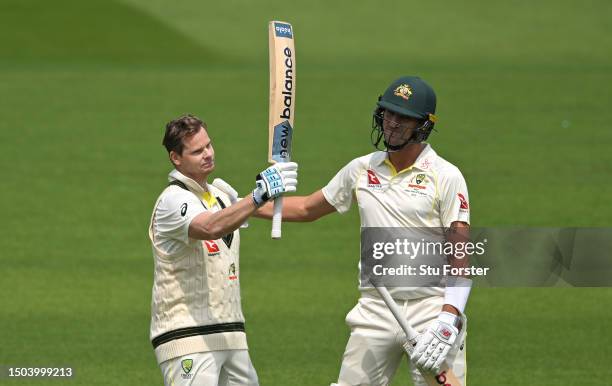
[
  {"left": 439, "top": 169, "right": 470, "bottom": 228},
  {"left": 321, "top": 159, "right": 362, "bottom": 214},
  {"left": 155, "top": 189, "right": 207, "bottom": 244}
]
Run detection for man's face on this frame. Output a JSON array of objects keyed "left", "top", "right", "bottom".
[
  {"left": 382, "top": 109, "right": 421, "bottom": 146},
  {"left": 170, "top": 127, "right": 215, "bottom": 181}
]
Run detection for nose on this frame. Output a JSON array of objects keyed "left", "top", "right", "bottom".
[
  {"left": 386, "top": 115, "right": 401, "bottom": 130},
  {"left": 385, "top": 112, "right": 400, "bottom": 125}
]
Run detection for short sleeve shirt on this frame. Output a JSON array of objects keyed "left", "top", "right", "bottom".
[
  {"left": 151, "top": 170, "right": 221, "bottom": 258},
  {"left": 322, "top": 144, "right": 470, "bottom": 228}
]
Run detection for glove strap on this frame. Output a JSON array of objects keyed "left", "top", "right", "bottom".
[
  {"left": 252, "top": 189, "right": 265, "bottom": 207},
  {"left": 438, "top": 311, "right": 462, "bottom": 330}
]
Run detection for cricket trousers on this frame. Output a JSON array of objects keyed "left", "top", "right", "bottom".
[
  {"left": 160, "top": 350, "right": 259, "bottom": 386},
  {"left": 334, "top": 295, "right": 467, "bottom": 386}
]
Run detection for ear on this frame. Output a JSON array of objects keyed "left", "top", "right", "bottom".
[{"left": 169, "top": 150, "right": 181, "bottom": 167}]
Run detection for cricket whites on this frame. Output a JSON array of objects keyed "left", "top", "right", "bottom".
[
  {"left": 268, "top": 20, "right": 295, "bottom": 239},
  {"left": 375, "top": 286, "right": 462, "bottom": 386}
]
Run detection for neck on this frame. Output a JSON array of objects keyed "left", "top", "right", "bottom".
[{"left": 388, "top": 143, "right": 425, "bottom": 171}]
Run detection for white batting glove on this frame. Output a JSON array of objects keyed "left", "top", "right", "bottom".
[
  {"left": 410, "top": 312, "right": 460, "bottom": 374},
  {"left": 251, "top": 162, "right": 298, "bottom": 207},
  {"left": 211, "top": 178, "right": 248, "bottom": 228}
]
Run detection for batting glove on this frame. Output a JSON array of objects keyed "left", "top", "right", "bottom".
[
  {"left": 410, "top": 312, "right": 460, "bottom": 374},
  {"left": 252, "top": 162, "right": 298, "bottom": 207}
]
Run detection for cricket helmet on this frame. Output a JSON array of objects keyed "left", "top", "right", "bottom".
[{"left": 371, "top": 76, "right": 438, "bottom": 151}]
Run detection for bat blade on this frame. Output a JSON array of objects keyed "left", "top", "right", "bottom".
[{"left": 268, "top": 20, "right": 296, "bottom": 239}]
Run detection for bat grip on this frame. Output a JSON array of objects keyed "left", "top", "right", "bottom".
[
  {"left": 271, "top": 196, "right": 283, "bottom": 239},
  {"left": 376, "top": 286, "right": 462, "bottom": 385}
]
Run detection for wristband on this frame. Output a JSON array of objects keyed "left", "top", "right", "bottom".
[{"left": 443, "top": 277, "right": 472, "bottom": 314}]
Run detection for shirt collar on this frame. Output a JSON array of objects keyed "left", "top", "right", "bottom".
[
  {"left": 168, "top": 169, "right": 209, "bottom": 195},
  {"left": 373, "top": 143, "right": 437, "bottom": 172}
]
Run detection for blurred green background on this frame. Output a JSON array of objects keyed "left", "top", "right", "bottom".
[{"left": 1, "top": 0, "right": 611, "bottom": 384}]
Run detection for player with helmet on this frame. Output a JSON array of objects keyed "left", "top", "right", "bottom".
[
  {"left": 252, "top": 76, "right": 472, "bottom": 385},
  {"left": 371, "top": 76, "right": 438, "bottom": 152}
]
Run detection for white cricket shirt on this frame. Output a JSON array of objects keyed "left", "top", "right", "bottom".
[
  {"left": 322, "top": 144, "right": 470, "bottom": 299},
  {"left": 149, "top": 169, "right": 247, "bottom": 364}
]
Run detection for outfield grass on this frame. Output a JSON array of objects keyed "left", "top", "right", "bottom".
[{"left": 1, "top": 0, "right": 611, "bottom": 385}]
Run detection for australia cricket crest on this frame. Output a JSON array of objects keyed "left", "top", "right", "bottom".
[{"left": 181, "top": 358, "right": 193, "bottom": 379}]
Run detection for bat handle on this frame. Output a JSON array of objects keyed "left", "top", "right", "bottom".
[
  {"left": 271, "top": 196, "right": 283, "bottom": 239},
  {"left": 374, "top": 286, "right": 419, "bottom": 342},
  {"left": 374, "top": 287, "right": 463, "bottom": 385}
]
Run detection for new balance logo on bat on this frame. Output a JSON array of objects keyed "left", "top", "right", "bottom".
[
  {"left": 434, "top": 371, "right": 452, "bottom": 386},
  {"left": 272, "top": 121, "right": 292, "bottom": 161},
  {"left": 279, "top": 47, "right": 294, "bottom": 121}
]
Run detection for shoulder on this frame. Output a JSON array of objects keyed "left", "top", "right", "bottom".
[
  {"left": 343, "top": 151, "right": 384, "bottom": 171},
  {"left": 431, "top": 152, "right": 465, "bottom": 182},
  {"left": 208, "top": 184, "right": 231, "bottom": 206},
  {"left": 157, "top": 185, "right": 201, "bottom": 212}
]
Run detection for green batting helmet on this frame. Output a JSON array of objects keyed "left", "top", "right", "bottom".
[
  {"left": 377, "top": 76, "right": 437, "bottom": 120},
  {"left": 371, "top": 76, "right": 438, "bottom": 151}
]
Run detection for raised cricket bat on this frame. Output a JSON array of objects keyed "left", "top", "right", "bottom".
[
  {"left": 268, "top": 21, "right": 295, "bottom": 239},
  {"left": 374, "top": 286, "right": 463, "bottom": 386}
]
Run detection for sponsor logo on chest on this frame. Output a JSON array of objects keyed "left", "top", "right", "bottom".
[
  {"left": 366, "top": 169, "right": 385, "bottom": 191},
  {"left": 406, "top": 173, "right": 431, "bottom": 196},
  {"left": 408, "top": 173, "right": 428, "bottom": 190},
  {"left": 203, "top": 240, "right": 220, "bottom": 256}
]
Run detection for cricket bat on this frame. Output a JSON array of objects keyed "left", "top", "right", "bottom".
[
  {"left": 374, "top": 286, "right": 463, "bottom": 386},
  {"left": 268, "top": 20, "right": 295, "bottom": 239}
]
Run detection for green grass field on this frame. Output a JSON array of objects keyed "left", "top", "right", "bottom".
[{"left": 1, "top": 0, "right": 611, "bottom": 384}]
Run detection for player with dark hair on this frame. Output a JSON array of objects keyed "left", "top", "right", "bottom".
[{"left": 254, "top": 77, "right": 472, "bottom": 386}]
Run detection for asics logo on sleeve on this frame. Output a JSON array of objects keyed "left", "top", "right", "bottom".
[{"left": 180, "top": 203, "right": 188, "bottom": 216}]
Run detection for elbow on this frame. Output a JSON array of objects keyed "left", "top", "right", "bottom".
[{"left": 205, "top": 225, "right": 225, "bottom": 240}]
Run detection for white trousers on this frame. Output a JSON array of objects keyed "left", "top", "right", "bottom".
[
  {"left": 160, "top": 350, "right": 259, "bottom": 386},
  {"left": 335, "top": 295, "right": 467, "bottom": 386}
]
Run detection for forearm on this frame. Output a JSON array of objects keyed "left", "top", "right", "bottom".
[
  {"left": 446, "top": 221, "right": 470, "bottom": 275},
  {"left": 253, "top": 190, "right": 335, "bottom": 222},
  {"left": 443, "top": 221, "right": 472, "bottom": 316},
  {"left": 189, "top": 197, "right": 257, "bottom": 240},
  {"left": 254, "top": 196, "right": 311, "bottom": 221}
]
